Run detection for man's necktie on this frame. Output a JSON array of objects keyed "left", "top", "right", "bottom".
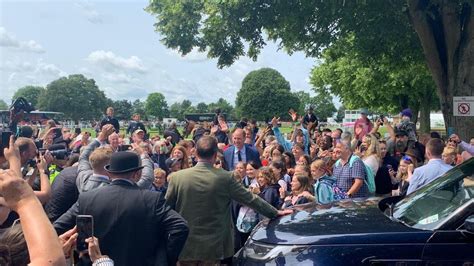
[{"left": 237, "top": 150, "right": 242, "bottom": 162}]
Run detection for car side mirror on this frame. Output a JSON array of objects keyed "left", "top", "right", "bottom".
[{"left": 464, "top": 215, "right": 474, "bottom": 233}]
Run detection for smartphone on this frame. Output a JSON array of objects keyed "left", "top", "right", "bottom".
[
  {"left": 1, "top": 131, "right": 12, "bottom": 148},
  {"left": 75, "top": 128, "right": 81, "bottom": 134},
  {"left": 118, "top": 144, "right": 132, "bottom": 151},
  {"left": 76, "top": 215, "right": 94, "bottom": 251},
  {"left": 387, "top": 164, "right": 393, "bottom": 170}
]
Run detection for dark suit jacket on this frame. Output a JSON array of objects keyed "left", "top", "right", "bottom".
[
  {"left": 54, "top": 179, "right": 188, "bottom": 266},
  {"left": 45, "top": 166, "right": 79, "bottom": 222},
  {"left": 223, "top": 144, "right": 261, "bottom": 171}
]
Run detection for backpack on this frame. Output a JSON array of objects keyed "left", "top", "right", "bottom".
[
  {"left": 236, "top": 206, "right": 258, "bottom": 233},
  {"left": 335, "top": 155, "right": 376, "bottom": 194}
]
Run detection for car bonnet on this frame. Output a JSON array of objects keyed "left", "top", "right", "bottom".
[{"left": 251, "top": 198, "right": 430, "bottom": 245}]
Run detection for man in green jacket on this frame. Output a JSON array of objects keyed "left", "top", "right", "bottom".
[{"left": 166, "top": 135, "right": 291, "bottom": 265}]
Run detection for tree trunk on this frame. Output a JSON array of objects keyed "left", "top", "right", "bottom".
[
  {"left": 409, "top": 100, "right": 420, "bottom": 126},
  {"left": 418, "top": 89, "right": 432, "bottom": 134},
  {"left": 408, "top": 0, "right": 474, "bottom": 140}
]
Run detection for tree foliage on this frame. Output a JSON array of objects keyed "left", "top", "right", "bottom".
[
  {"left": 236, "top": 68, "right": 299, "bottom": 121},
  {"left": 0, "top": 99, "right": 8, "bottom": 110},
  {"left": 196, "top": 102, "right": 208, "bottom": 113},
  {"left": 310, "top": 36, "right": 438, "bottom": 113},
  {"left": 293, "top": 91, "right": 336, "bottom": 122},
  {"left": 112, "top": 100, "right": 133, "bottom": 120},
  {"left": 169, "top": 100, "right": 196, "bottom": 120},
  {"left": 13, "top": 86, "right": 45, "bottom": 108},
  {"left": 145, "top": 92, "right": 169, "bottom": 119},
  {"left": 38, "top": 74, "right": 107, "bottom": 122},
  {"left": 208, "top": 98, "right": 234, "bottom": 118},
  {"left": 147, "top": 0, "right": 474, "bottom": 138},
  {"left": 132, "top": 99, "right": 147, "bottom": 119}
]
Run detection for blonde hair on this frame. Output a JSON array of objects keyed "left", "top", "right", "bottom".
[
  {"left": 363, "top": 133, "right": 381, "bottom": 158},
  {"left": 154, "top": 168, "right": 166, "bottom": 177},
  {"left": 442, "top": 147, "right": 456, "bottom": 157},
  {"left": 258, "top": 166, "right": 278, "bottom": 185},
  {"left": 310, "top": 159, "right": 330, "bottom": 175},
  {"left": 89, "top": 146, "right": 113, "bottom": 171}
]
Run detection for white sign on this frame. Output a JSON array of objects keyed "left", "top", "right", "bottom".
[{"left": 453, "top": 96, "right": 474, "bottom": 116}]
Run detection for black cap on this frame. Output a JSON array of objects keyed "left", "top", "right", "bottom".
[
  {"left": 395, "top": 130, "right": 408, "bottom": 137},
  {"left": 105, "top": 151, "right": 143, "bottom": 173},
  {"left": 165, "top": 157, "right": 181, "bottom": 169}
]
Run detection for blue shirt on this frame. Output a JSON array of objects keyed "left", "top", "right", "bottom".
[
  {"left": 233, "top": 145, "right": 247, "bottom": 169},
  {"left": 272, "top": 126, "right": 310, "bottom": 154},
  {"left": 333, "top": 155, "right": 368, "bottom": 198},
  {"left": 406, "top": 159, "right": 453, "bottom": 194}
]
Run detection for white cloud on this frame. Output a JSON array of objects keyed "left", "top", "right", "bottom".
[
  {"left": 0, "top": 27, "right": 19, "bottom": 47},
  {"left": 75, "top": 1, "right": 103, "bottom": 24},
  {"left": 102, "top": 72, "right": 136, "bottom": 83},
  {"left": 0, "top": 27, "right": 45, "bottom": 53},
  {"left": 1, "top": 59, "right": 66, "bottom": 84},
  {"left": 86, "top": 50, "right": 147, "bottom": 73}
]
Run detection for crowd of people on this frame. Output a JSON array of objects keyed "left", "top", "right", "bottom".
[{"left": 0, "top": 105, "right": 473, "bottom": 265}]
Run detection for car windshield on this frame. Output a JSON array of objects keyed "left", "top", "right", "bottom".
[{"left": 392, "top": 158, "right": 474, "bottom": 230}]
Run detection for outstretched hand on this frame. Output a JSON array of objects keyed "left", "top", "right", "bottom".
[
  {"left": 98, "top": 124, "right": 115, "bottom": 142},
  {"left": 277, "top": 209, "right": 293, "bottom": 216},
  {"left": 271, "top": 117, "right": 279, "bottom": 127},
  {"left": 86, "top": 237, "right": 107, "bottom": 263},
  {"left": 59, "top": 227, "right": 78, "bottom": 258},
  {"left": 288, "top": 109, "right": 298, "bottom": 122},
  {"left": 0, "top": 168, "right": 36, "bottom": 211},
  {"left": 3, "top": 136, "right": 21, "bottom": 176}
]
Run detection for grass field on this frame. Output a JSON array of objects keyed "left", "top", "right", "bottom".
[{"left": 79, "top": 125, "right": 391, "bottom": 138}]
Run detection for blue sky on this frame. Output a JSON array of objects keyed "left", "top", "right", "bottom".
[{"left": 0, "top": 0, "right": 317, "bottom": 106}]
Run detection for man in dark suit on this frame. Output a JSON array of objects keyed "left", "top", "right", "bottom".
[
  {"left": 223, "top": 128, "right": 261, "bottom": 170},
  {"left": 54, "top": 151, "right": 188, "bottom": 266},
  {"left": 45, "top": 165, "right": 79, "bottom": 222}
]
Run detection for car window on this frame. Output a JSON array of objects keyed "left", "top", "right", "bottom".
[{"left": 392, "top": 159, "right": 474, "bottom": 230}]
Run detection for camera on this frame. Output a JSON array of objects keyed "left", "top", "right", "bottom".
[
  {"left": 49, "top": 149, "right": 70, "bottom": 160},
  {"left": 1, "top": 97, "right": 35, "bottom": 156}
]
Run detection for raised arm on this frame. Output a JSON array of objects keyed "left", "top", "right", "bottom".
[
  {"left": 1, "top": 136, "right": 65, "bottom": 266},
  {"left": 34, "top": 154, "right": 52, "bottom": 204},
  {"left": 132, "top": 143, "right": 154, "bottom": 189}
]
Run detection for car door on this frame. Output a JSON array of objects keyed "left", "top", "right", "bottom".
[{"left": 421, "top": 230, "right": 474, "bottom": 264}]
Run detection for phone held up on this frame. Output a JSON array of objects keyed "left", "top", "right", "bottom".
[{"left": 76, "top": 215, "right": 94, "bottom": 251}]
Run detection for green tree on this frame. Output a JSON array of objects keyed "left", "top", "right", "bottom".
[
  {"left": 336, "top": 105, "right": 346, "bottom": 123},
  {"left": 169, "top": 100, "right": 196, "bottom": 120},
  {"left": 145, "top": 92, "right": 168, "bottom": 119},
  {"left": 208, "top": 98, "right": 234, "bottom": 118},
  {"left": 112, "top": 100, "right": 133, "bottom": 120},
  {"left": 132, "top": 99, "right": 146, "bottom": 119},
  {"left": 195, "top": 102, "right": 208, "bottom": 113},
  {"left": 0, "top": 99, "right": 8, "bottom": 110},
  {"left": 169, "top": 102, "right": 182, "bottom": 120},
  {"left": 38, "top": 74, "right": 107, "bottom": 122},
  {"left": 236, "top": 68, "right": 299, "bottom": 121},
  {"left": 310, "top": 36, "right": 438, "bottom": 132},
  {"left": 13, "top": 86, "right": 45, "bottom": 108},
  {"left": 146, "top": 0, "right": 474, "bottom": 139},
  {"left": 293, "top": 91, "right": 336, "bottom": 122}
]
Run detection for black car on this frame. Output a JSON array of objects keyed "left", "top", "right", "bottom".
[{"left": 235, "top": 158, "right": 474, "bottom": 265}]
